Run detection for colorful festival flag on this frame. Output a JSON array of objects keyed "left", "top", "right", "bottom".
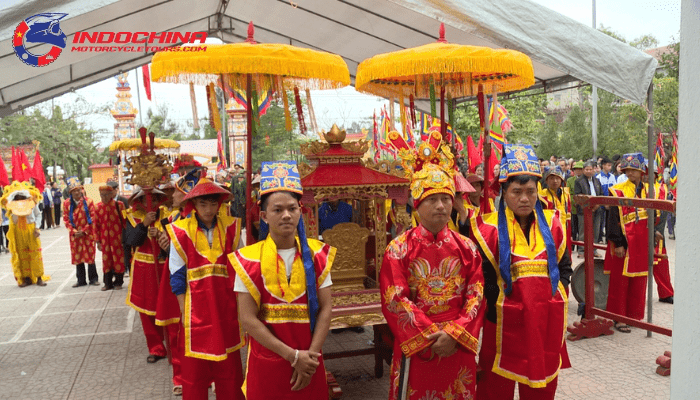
[
  {"left": 142, "top": 65, "right": 152, "bottom": 101},
  {"left": 216, "top": 130, "right": 227, "bottom": 172},
  {"left": 31, "top": 150, "right": 46, "bottom": 188},
  {"left": 419, "top": 113, "right": 463, "bottom": 152},
  {"left": 654, "top": 132, "right": 666, "bottom": 182},
  {"left": 0, "top": 152, "right": 8, "bottom": 186},
  {"left": 487, "top": 98, "right": 512, "bottom": 151},
  {"left": 669, "top": 132, "right": 678, "bottom": 198}
]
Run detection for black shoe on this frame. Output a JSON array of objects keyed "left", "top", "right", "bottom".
[
  {"left": 72, "top": 282, "right": 87, "bottom": 288},
  {"left": 101, "top": 285, "right": 113, "bottom": 291},
  {"left": 36, "top": 278, "right": 47, "bottom": 287},
  {"left": 89, "top": 281, "right": 100, "bottom": 286},
  {"left": 659, "top": 296, "right": 674, "bottom": 304}
]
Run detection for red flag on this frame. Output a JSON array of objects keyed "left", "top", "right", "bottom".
[
  {"left": 11, "top": 146, "right": 25, "bottom": 182},
  {"left": 0, "top": 153, "right": 8, "bottom": 186},
  {"left": 466, "top": 135, "right": 482, "bottom": 173},
  {"left": 142, "top": 65, "right": 152, "bottom": 101},
  {"left": 31, "top": 150, "right": 46, "bottom": 188},
  {"left": 19, "top": 149, "right": 31, "bottom": 182}
]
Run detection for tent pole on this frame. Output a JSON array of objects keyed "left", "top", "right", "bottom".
[
  {"left": 245, "top": 74, "right": 254, "bottom": 246},
  {"left": 645, "top": 82, "right": 655, "bottom": 338}
]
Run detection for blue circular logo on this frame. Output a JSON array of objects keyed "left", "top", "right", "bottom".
[{"left": 12, "top": 13, "right": 68, "bottom": 67}]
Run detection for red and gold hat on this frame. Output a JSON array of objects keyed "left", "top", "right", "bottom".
[
  {"left": 387, "top": 130, "right": 456, "bottom": 207},
  {"left": 183, "top": 178, "right": 232, "bottom": 204},
  {"left": 172, "top": 154, "right": 202, "bottom": 174},
  {"left": 99, "top": 178, "right": 118, "bottom": 193}
]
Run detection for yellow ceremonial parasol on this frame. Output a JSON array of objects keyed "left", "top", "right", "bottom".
[
  {"left": 356, "top": 23, "right": 535, "bottom": 195},
  {"left": 109, "top": 138, "right": 180, "bottom": 152},
  {"left": 150, "top": 22, "right": 350, "bottom": 244}
]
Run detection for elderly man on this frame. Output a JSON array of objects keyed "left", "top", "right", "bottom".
[
  {"left": 471, "top": 144, "right": 572, "bottom": 400},
  {"left": 574, "top": 160, "right": 603, "bottom": 257},
  {"left": 62, "top": 177, "right": 99, "bottom": 287}
]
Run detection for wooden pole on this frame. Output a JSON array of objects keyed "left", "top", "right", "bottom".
[{"left": 245, "top": 74, "right": 254, "bottom": 246}]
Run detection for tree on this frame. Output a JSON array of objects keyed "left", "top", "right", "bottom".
[
  {"left": 630, "top": 34, "right": 659, "bottom": 51},
  {"left": 0, "top": 102, "right": 107, "bottom": 181},
  {"left": 659, "top": 41, "right": 680, "bottom": 79},
  {"left": 598, "top": 24, "right": 627, "bottom": 43}
]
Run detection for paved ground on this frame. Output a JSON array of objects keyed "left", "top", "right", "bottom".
[{"left": 0, "top": 225, "right": 674, "bottom": 399}]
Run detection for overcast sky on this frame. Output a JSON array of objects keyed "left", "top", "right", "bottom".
[{"left": 31, "top": 0, "right": 680, "bottom": 147}]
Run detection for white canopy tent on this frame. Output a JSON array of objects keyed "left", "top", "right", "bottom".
[{"left": 0, "top": 0, "right": 657, "bottom": 118}]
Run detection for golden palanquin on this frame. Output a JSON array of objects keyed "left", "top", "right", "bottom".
[{"left": 299, "top": 129, "right": 409, "bottom": 381}]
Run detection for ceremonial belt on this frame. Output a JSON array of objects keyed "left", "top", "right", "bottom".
[
  {"left": 134, "top": 252, "right": 155, "bottom": 264},
  {"left": 187, "top": 264, "right": 228, "bottom": 281}
]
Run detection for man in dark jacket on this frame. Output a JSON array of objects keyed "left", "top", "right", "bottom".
[{"left": 574, "top": 160, "right": 603, "bottom": 257}]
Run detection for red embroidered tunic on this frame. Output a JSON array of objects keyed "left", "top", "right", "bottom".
[
  {"left": 604, "top": 181, "right": 650, "bottom": 277},
  {"left": 155, "top": 209, "right": 185, "bottom": 327},
  {"left": 380, "top": 224, "right": 485, "bottom": 400},
  {"left": 94, "top": 199, "right": 126, "bottom": 274},
  {"left": 229, "top": 236, "right": 334, "bottom": 400},
  {"left": 62, "top": 197, "right": 96, "bottom": 264},
  {"left": 470, "top": 209, "right": 569, "bottom": 388},
  {"left": 539, "top": 187, "right": 572, "bottom": 254},
  {"left": 167, "top": 214, "right": 244, "bottom": 360}
]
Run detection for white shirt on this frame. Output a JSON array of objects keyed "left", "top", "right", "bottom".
[{"left": 234, "top": 247, "right": 332, "bottom": 293}]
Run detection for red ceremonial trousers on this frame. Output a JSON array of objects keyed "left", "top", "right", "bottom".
[
  {"left": 167, "top": 213, "right": 244, "bottom": 361},
  {"left": 380, "top": 224, "right": 485, "bottom": 400},
  {"left": 470, "top": 209, "right": 569, "bottom": 389},
  {"left": 229, "top": 236, "right": 334, "bottom": 400},
  {"left": 63, "top": 197, "right": 96, "bottom": 264},
  {"left": 94, "top": 200, "right": 126, "bottom": 274}
]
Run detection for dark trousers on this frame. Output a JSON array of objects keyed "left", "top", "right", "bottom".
[
  {"left": 571, "top": 213, "right": 579, "bottom": 250},
  {"left": 53, "top": 205, "right": 61, "bottom": 227},
  {"left": 2, "top": 225, "right": 8, "bottom": 247},
  {"left": 40, "top": 207, "right": 53, "bottom": 229},
  {"left": 76, "top": 263, "right": 99, "bottom": 285},
  {"left": 103, "top": 271, "right": 124, "bottom": 288},
  {"left": 596, "top": 208, "right": 607, "bottom": 243}
]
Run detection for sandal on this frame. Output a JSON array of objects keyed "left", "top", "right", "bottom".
[
  {"left": 147, "top": 354, "right": 166, "bottom": 363},
  {"left": 172, "top": 386, "right": 182, "bottom": 396},
  {"left": 614, "top": 322, "right": 631, "bottom": 333}
]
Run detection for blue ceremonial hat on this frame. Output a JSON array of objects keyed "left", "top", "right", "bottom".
[
  {"left": 66, "top": 176, "right": 82, "bottom": 192},
  {"left": 259, "top": 161, "right": 303, "bottom": 197},
  {"left": 498, "top": 144, "right": 542, "bottom": 183},
  {"left": 175, "top": 167, "right": 204, "bottom": 195},
  {"left": 620, "top": 152, "right": 646, "bottom": 173}
]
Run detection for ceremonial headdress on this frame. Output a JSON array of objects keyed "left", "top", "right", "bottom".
[
  {"left": 66, "top": 176, "right": 83, "bottom": 193},
  {"left": 172, "top": 154, "right": 202, "bottom": 174},
  {"left": 183, "top": 178, "right": 232, "bottom": 205},
  {"left": 99, "top": 178, "right": 118, "bottom": 193},
  {"left": 497, "top": 144, "right": 559, "bottom": 297},
  {"left": 466, "top": 173, "right": 484, "bottom": 185},
  {"left": 545, "top": 165, "right": 565, "bottom": 182},
  {"left": 498, "top": 144, "right": 541, "bottom": 182},
  {"left": 387, "top": 130, "right": 457, "bottom": 207},
  {"left": 259, "top": 161, "right": 303, "bottom": 197},
  {"left": 619, "top": 152, "right": 646, "bottom": 173},
  {"left": 258, "top": 160, "right": 320, "bottom": 332},
  {"left": 175, "top": 167, "right": 204, "bottom": 195}
]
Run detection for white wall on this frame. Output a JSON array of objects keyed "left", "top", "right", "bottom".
[{"left": 670, "top": 1, "right": 700, "bottom": 398}]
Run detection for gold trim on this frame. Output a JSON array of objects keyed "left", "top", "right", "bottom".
[
  {"left": 133, "top": 252, "right": 155, "bottom": 264},
  {"left": 259, "top": 303, "right": 309, "bottom": 323},
  {"left": 331, "top": 313, "right": 385, "bottom": 327},
  {"left": 187, "top": 264, "right": 228, "bottom": 281}
]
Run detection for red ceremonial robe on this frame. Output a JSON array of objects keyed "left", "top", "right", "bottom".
[
  {"left": 539, "top": 187, "right": 572, "bottom": 255},
  {"left": 653, "top": 183, "right": 674, "bottom": 299},
  {"left": 380, "top": 224, "right": 485, "bottom": 400},
  {"left": 94, "top": 199, "right": 126, "bottom": 274},
  {"left": 470, "top": 209, "right": 569, "bottom": 389},
  {"left": 125, "top": 208, "right": 167, "bottom": 315},
  {"left": 167, "top": 213, "right": 244, "bottom": 360},
  {"left": 156, "top": 209, "right": 185, "bottom": 327},
  {"left": 229, "top": 236, "right": 335, "bottom": 400},
  {"left": 604, "top": 180, "right": 649, "bottom": 320},
  {"left": 63, "top": 197, "right": 96, "bottom": 264}
]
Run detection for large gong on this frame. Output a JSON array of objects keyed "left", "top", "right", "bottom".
[{"left": 571, "top": 259, "right": 609, "bottom": 310}]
